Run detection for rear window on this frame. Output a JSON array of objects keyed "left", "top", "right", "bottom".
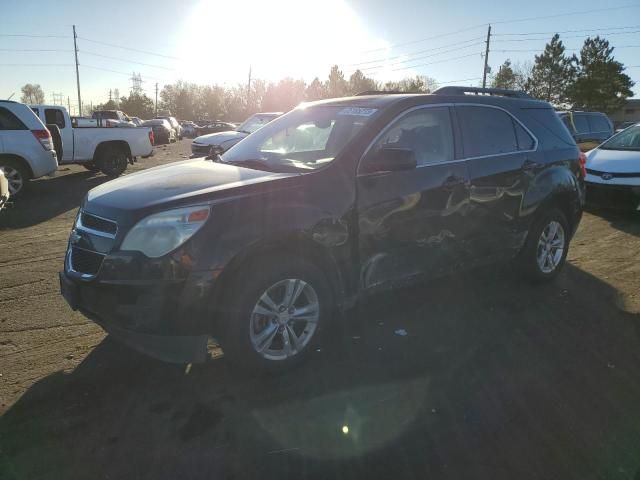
[
  {"left": 0, "top": 107, "right": 28, "bottom": 130},
  {"left": 573, "top": 114, "right": 589, "bottom": 134},
  {"left": 588, "top": 114, "right": 611, "bottom": 133},
  {"left": 45, "top": 109, "right": 65, "bottom": 129}
]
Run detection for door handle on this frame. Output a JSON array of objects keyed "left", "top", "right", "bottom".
[{"left": 443, "top": 175, "right": 466, "bottom": 190}]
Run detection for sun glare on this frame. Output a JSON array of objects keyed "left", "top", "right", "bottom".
[{"left": 178, "top": 0, "right": 383, "bottom": 84}]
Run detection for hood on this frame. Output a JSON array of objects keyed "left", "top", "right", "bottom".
[
  {"left": 85, "top": 159, "right": 295, "bottom": 214},
  {"left": 586, "top": 148, "right": 640, "bottom": 173},
  {"left": 193, "top": 131, "right": 247, "bottom": 146}
]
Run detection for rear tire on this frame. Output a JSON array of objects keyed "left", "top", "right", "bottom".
[
  {"left": 96, "top": 146, "right": 128, "bottom": 177},
  {"left": 519, "top": 208, "right": 570, "bottom": 282},
  {"left": 0, "top": 158, "right": 30, "bottom": 198},
  {"left": 82, "top": 162, "right": 100, "bottom": 171},
  {"left": 219, "top": 255, "right": 331, "bottom": 373}
]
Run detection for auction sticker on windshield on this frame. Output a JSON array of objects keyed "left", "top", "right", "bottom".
[{"left": 338, "top": 107, "right": 377, "bottom": 116}]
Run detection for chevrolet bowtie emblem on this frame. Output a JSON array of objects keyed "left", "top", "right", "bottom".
[{"left": 70, "top": 230, "right": 82, "bottom": 244}]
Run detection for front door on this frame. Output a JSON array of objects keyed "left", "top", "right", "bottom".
[{"left": 356, "top": 106, "right": 470, "bottom": 291}]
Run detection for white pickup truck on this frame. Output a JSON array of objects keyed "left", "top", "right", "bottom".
[{"left": 30, "top": 105, "right": 153, "bottom": 176}]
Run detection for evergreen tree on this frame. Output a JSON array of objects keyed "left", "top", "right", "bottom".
[
  {"left": 569, "top": 36, "right": 634, "bottom": 114},
  {"left": 491, "top": 60, "right": 517, "bottom": 89},
  {"left": 347, "top": 70, "right": 377, "bottom": 95},
  {"left": 327, "top": 65, "right": 348, "bottom": 98},
  {"left": 525, "top": 34, "right": 577, "bottom": 106},
  {"left": 305, "top": 77, "right": 327, "bottom": 101}
]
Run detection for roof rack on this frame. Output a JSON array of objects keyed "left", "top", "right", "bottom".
[
  {"left": 433, "top": 86, "right": 532, "bottom": 99},
  {"left": 355, "top": 90, "right": 403, "bottom": 96}
]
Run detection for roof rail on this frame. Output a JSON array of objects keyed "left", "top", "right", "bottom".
[
  {"left": 0, "top": 99, "right": 18, "bottom": 103},
  {"left": 355, "top": 90, "right": 403, "bottom": 96},
  {"left": 433, "top": 86, "right": 532, "bottom": 99}
]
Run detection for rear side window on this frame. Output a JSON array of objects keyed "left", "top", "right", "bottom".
[
  {"left": 572, "top": 114, "right": 589, "bottom": 134},
  {"left": 514, "top": 122, "right": 535, "bottom": 150},
  {"left": 588, "top": 114, "right": 611, "bottom": 133},
  {"left": 0, "top": 107, "right": 28, "bottom": 130},
  {"left": 45, "top": 109, "right": 65, "bottom": 129},
  {"left": 457, "top": 106, "right": 518, "bottom": 157},
  {"left": 521, "top": 108, "right": 576, "bottom": 148},
  {"left": 31, "top": 107, "right": 40, "bottom": 117}
]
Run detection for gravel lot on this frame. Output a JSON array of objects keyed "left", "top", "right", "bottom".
[{"left": 1, "top": 140, "right": 640, "bottom": 479}]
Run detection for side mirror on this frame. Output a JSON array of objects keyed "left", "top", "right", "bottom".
[{"left": 362, "top": 147, "right": 417, "bottom": 173}]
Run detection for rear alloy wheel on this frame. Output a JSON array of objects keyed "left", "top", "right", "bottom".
[
  {"left": 520, "top": 208, "right": 570, "bottom": 282},
  {"left": 221, "top": 256, "right": 331, "bottom": 372},
  {"left": 97, "top": 147, "right": 128, "bottom": 177},
  {"left": 0, "top": 161, "right": 29, "bottom": 198}
]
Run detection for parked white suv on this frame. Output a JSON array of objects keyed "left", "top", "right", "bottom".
[{"left": 0, "top": 100, "right": 58, "bottom": 197}]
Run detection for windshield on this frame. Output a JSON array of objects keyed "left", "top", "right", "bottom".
[
  {"left": 236, "top": 114, "right": 278, "bottom": 134},
  {"left": 600, "top": 125, "right": 640, "bottom": 151},
  {"left": 222, "top": 106, "right": 377, "bottom": 172}
]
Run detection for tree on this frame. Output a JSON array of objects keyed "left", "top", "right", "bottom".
[
  {"left": 568, "top": 36, "right": 634, "bottom": 114},
  {"left": 525, "top": 34, "right": 577, "bottom": 106},
  {"left": 327, "top": 65, "right": 348, "bottom": 98},
  {"left": 347, "top": 70, "right": 377, "bottom": 95},
  {"left": 491, "top": 59, "right": 517, "bottom": 89},
  {"left": 261, "top": 78, "right": 306, "bottom": 112},
  {"left": 305, "top": 77, "right": 327, "bottom": 101},
  {"left": 118, "top": 92, "right": 154, "bottom": 118},
  {"left": 383, "top": 75, "right": 438, "bottom": 93},
  {"left": 20, "top": 84, "right": 45, "bottom": 104}
]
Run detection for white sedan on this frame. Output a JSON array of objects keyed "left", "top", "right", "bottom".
[{"left": 585, "top": 123, "right": 640, "bottom": 210}]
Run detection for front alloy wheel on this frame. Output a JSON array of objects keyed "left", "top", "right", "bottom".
[
  {"left": 249, "top": 279, "right": 319, "bottom": 361},
  {"left": 520, "top": 208, "right": 570, "bottom": 282}
]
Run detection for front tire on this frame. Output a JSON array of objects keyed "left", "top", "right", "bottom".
[
  {"left": 519, "top": 208, "right": 570, "bottom": 282},
  {"left": 220, "top": 256, "right": 331, "bottom": 372}
]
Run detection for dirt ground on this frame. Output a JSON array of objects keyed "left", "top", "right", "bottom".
[{"left": 1, "top": 140, "right": 640, "bottom": 480}]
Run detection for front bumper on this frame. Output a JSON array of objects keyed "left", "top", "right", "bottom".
[
  {"left": 59, "top": 268, "right": 214, "bottom": 364},
  {"left": 586, "top": 182, "right": 640, "bottom": 210}
]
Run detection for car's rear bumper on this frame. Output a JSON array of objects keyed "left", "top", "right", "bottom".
[
  {"left": 586, "top": 182, "right": 640, "bottom": 210},
  {"left": 31, "top": 150, "right": 58, "bottom": 178}
]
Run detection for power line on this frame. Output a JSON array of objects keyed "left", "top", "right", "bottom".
[
  {"left": 0, "top": 33, "right": 69, "bottom": 38},
  {"left": 0, "top": 48, "right": 72, "bottom": 52},
  {"left": 493, "top": 24, "right": 640, "bottom": 36},
  {"left": 0, "top": 63, "right": 73, "bottom": 66},
  {"left": 493, "top": 30, "right": 640, "bottom": 43},
  {"left": 77, "top": 36, "right": 180, "bottom": 60},
  {"left": 80, "top": 50, "right": 177, "bottom": 71},
  {"left": 365, "top": 52, "right": 481, "bottom": 74},
  {"left": 346, "top": 36, "right": 485, "bottom": 67}
]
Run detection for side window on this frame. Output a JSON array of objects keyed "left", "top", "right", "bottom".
[
  {"left": 588, "top": 114, "right": 610, "bottom": 133},
  {"left": 514, "top": 121, "right": 535, "bottom": 150},
  {"left": 31, "top": 107, "right": 40, "bottom": 117},
  {"left": 458, "top": 106, "right": 518, "bottom": 157},
  {"left": 572, "top": 114, "right": 589, "bottom": 134},
  {"left": 370, "top": 107, "right": 454, "bottom": 166},
  {"left": 0, "top": 107, "right": 28, "bottom": 130},
  {"left": 45, "top": 109, "right": 65, "bottom": 129}
]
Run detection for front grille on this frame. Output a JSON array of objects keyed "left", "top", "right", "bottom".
[
  {"left": 80, "top": 211, "right": 117, "bottom": 236},
  {"left": 586, "top": 168, "right": 640, "bottom": 179},
  {"left": 70, "top": 247, "right": 105, "bottom": 276}
]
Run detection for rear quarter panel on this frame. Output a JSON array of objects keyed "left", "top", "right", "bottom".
[{"left": 72, "top": 127, "right": 153, "bottom": 161}]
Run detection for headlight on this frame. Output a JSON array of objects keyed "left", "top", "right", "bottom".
[{"left": 120, "top": 206, "right": 210, "bottom": 258}]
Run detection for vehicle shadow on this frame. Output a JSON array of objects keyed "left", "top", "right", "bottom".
[
  {"left": 2, "top": 264, "right": 640, "bottom": 480},
  {"left": 586, "top": 205, "right": 640, "bottom": 237},
  {"left": 0, "top": 170, "right": 110, "bottom": 229}
]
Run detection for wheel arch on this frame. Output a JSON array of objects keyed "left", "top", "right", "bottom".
[
  {"left": 93, "top": 140, "right": 132, "bottom": 162},
  {"left": 0, "top": 154, "right": 34, "bottom": 179}
]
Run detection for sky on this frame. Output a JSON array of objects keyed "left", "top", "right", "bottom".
[{"left": 1, "top": 0, "right": 639, "bottom": 113}]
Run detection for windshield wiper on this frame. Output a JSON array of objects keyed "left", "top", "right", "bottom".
[
  {"left": 222, "top": 158, "right": 276, "bottom": 172},
  {"left": 237, "top": 129, "right": 251, "bottom": 134}
]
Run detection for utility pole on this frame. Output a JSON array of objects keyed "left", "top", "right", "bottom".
[
  {"left": 67, "top": 96, "right": 71, "bottom": 114},
  {"left": 109, "top": 89, "right": 112, "bottom": 102},
  {"left": 482, "top": 24, "right": 491, "bottom": 88},
  {"left": 154, "top": 82, "right": 158, "bottom": 117},
  {"left": 73, "top": 25, "right": 82, "bottom": 116},
  {"left": 246, "top": 65, "right": 252, "bottom": 112}
]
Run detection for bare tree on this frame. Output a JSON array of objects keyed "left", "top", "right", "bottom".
[{"left": 20, "top": 84, "right": 45, "bottom": 104}]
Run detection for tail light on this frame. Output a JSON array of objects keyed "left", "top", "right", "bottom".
[
  {"left": 32, "top": 129, "right": 53, "bottom": 151},
  {"left": 578, "top": 152, "right": 587, "bottom": 178},
  {"left": 148, "top": 129, "right": 155, "bottom": 146}
]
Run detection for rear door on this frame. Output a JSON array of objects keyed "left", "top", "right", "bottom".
[
  {"left": 572, "top": 113, "right": 598, "bottom": 152},
  {"left": 356, "top": 105, "right": 471, "bottom": 290},
  {"left": 455, "top": 104, "right": 537, "bottom": 262},
  {"left": 586, "top": 113, "right": 613, "bottom": 146}
]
